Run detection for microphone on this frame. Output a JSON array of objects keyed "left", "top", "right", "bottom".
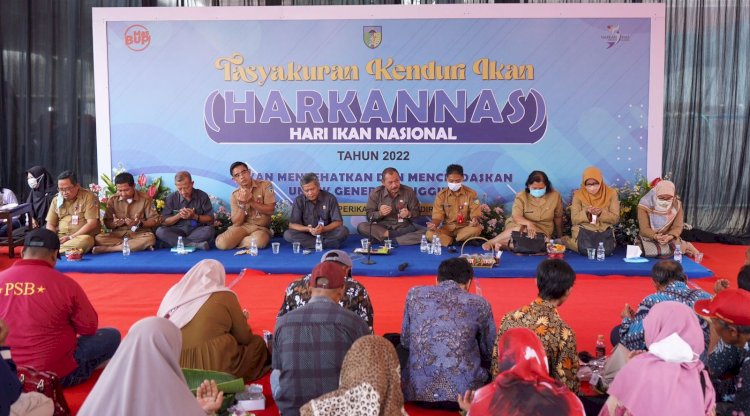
[{"left": 398, "top": 262, "right": 409, "bottom": 271}]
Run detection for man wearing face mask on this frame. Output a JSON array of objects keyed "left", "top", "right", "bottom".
[
  {"left": 92, "top": 172, "right": 160, "bottom": 254},
  {"left": 45, "top": 171, "right": 100, "bottom": 254},
  {"left": 426, "top": 164, "right": 482, "bottom": 247},
  {"left": 24, "top": 166, "right": 57, "bottom": 229}
]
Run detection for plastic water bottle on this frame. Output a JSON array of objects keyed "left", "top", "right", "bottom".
[
  {"left": 596, "top": 242, "right": 605, "bottom": 261},
  {"left": 176, "top": 236, "right": 185, "bottom": 254},
  {"left": 673, "top": 244, "right": 682, "bottom": 263},
  {"left": 249, "top": 237, "right": 258, "bottom": 256},
  {"left": 420, "top": 235, "right": 428, "bottom": 253},
  {"left": 595, "top": 335, "right": 606, "bottom": 359},
  {"left": 122, "top": 237, "right": 130, "bottom": 257},
  {"left": 315, "top": 235, "right": 323, "bottom": 252},
  {"left": 432, "top": 234, "right": 441, "bottom": 256}
]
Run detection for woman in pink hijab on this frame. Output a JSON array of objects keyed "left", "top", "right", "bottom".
[
  {"left": 600, "top": 301, "right": 716, "bottom": 416},
  {"left": 637, "top": 180, "right": 700, "bottom": 257},
  {"left": 158, "top": 259, "right": 269, "bottom": 381}
]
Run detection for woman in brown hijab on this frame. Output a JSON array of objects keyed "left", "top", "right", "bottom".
[{"left": 564, "top": 166, "right": 620, "bottom": 252}]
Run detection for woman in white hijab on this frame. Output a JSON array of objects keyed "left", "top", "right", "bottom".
[
  {"left": 157, "top": 259, "right": 269, "bottom": 381},
  {"left": 78, "top": 317, "right": 223, "bottom": 415}
]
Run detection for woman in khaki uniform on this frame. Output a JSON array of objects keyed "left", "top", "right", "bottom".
[
  {"left": 563, "top": 166, "right": 620, "bottom": 252},
  {"left": 483, "top": 170, "right": 563, "bottom": 251},
  {"left": 157, "top": 259, "right": 269, "bottom": 381}
]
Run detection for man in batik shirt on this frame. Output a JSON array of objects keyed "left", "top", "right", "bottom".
[
  {"left": 277, "top": 250, "right": 373, "bottom": 330},
  {"left": 493, "top": 258, "right": 580, "bottom": 393}
]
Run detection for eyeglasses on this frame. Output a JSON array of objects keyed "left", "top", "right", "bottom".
[
  {"left": 232, "top": 169, "right": 250, "bottom": 179},
  {"left": 59, "top": 186, "right": 77, "bottom": 193}
]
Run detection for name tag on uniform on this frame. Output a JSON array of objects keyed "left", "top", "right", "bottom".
[{"left": 71, "top": 215, "right": 79, "bottom": 225}]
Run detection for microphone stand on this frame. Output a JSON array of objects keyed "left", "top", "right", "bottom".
[{"left": 361, "top": 215, "right": 376, "bottom": 265}]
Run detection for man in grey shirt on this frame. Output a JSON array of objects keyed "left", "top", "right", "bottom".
[
  {"left": 156, "top": 171, "right": 215, "bottom": 250},
  {"left": 283, "top": 173, "right": 348, "bottom": 249},
  {"left": 358, "top": 166, "right": 424, "bottom": 245}
]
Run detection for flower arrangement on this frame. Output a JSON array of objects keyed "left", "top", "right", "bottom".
[
  {"left": 270, "top": 199, "right": 292, "bottom": 236},
  {"left": 477, "top": 196, "right": 506, "bottom": 240},
  {"left": 612, "top": 175, "right": 654, "bottom": 246},
  {"left": 89, "top": 171, "right": 171, "bottom": 214},
  {"left": 210, "top": 196, "right": 232, "bottom": 235}
]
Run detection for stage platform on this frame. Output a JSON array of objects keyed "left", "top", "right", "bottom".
[{"left": 54, "top": 236, "right": 714, "bottom": 278}]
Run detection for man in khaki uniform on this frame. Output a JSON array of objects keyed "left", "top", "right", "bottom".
[
  {"left": 427, "top": 164, "right": 482, "bottom": 247},
  {"left": 216, "top": 161, "right": 275, "bottom": 250},
  {"left": 45, "top": 170, "right": 100, "bottom": 253},
  {"left": 92, "top": 172, "right": 160, "bottom": 254},
  {"left": 357, "top": 167, "right": 424, "bottom": 245}
]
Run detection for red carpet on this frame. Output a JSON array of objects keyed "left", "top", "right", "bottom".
[{"left": 1, "top": 242, "right": 747, "bottom": 415}]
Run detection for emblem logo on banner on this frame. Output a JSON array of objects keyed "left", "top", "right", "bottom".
[
  {"left": 363, "top": 26, "right": 382, "bottom": 49},
  {"left": 124, "top": 24, "right": 151, "bottom": 52},
  {"left": 602, "top": 25, "right": 630, "bottom": 49}
]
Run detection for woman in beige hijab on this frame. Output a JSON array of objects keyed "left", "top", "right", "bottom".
[
  {"left": 158, "top": 259, "right": 269, "bottom": 381},
  {"left": 300, "top": 335, "right": 408, "bottom": 416}
]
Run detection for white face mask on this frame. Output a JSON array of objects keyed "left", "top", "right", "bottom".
[
  {"left": 655, "top": 199, "right": 672, "bottom": 212},
  {"left": 28, "top": 173, "right": 43, "bottom": 189},
  {"left": 648, "top": 332, "right": 697, "bottom": 363},
  {"left": 447, "top": 182, "right": 462, "bottom": 192}
]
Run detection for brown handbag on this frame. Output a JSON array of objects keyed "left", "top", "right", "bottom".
[
  {"left": 17, "top": 366, "right": 71, "bottom": 416},
  {"left": 637, "top": 236, "right": 675, "bottom": 258}
]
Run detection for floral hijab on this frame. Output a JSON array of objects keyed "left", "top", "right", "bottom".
[
  {"left": 469, "top": 328, "right": 584, "bottom": 416},
  {"left": 300, "top": 335, "right": 407, "bottom": 416}
]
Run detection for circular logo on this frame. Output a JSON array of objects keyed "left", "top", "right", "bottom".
[{"left": 124, "top": 25, "right": 151, "bottom": 52}]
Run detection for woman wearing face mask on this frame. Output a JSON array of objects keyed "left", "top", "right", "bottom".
[
  {"left": 483, "top": 170, "right": 563, "bottom": 251},
  {"left": 24, "top": 166, "right": 57, "bottom": 229},
  {"left": 563, "top": 167, "right": 620, "bottom": 253},
  {"left": 637, "top": 180, "right": 700, "bottom": 257}
]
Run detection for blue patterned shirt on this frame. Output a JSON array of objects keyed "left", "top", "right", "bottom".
[
  {"left": 708, "top": 340, "right": 750, "bottom": 413},
  {"left": 620, "top": 281, "right": 711, "bottom": 351},
  {"left": 401, "top": 280, "right": 496, "bottom": 403}
]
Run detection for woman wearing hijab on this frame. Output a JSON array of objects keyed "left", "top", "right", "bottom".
[
  {"left": 300, "top": 335, "right": 408, "bottom": 416},
  {"left": 458, "top": 327, "right": 584, "bottom": 416},
  {"left": 600, "top": 301, "right": 716, "bottom": 416},
  {"left": 78, "top": 317, "right": 223, "bottom": 416},
  {"left": 24, "top": 166, "right": 57, "bottom": 229},
  {"left": 157, "top": 259, "right": 269, "bottom": 381},
  {"left": 637, "top": 180, "right": 700, "bottom": 257},
  {"left": 564, "top": 167, "right": 619, "bottom": 253}
]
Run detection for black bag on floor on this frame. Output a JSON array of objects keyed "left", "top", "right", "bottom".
[
  {"left": 577, "top": 227, "right": 616, "bottom": 256},
  {"left": 510, "top": 231, "right": 547, "bottom": 254}
]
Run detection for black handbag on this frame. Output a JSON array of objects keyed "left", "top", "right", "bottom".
[
  {"left": 577, "top": 227, "right": 616, "bottom": 256},
  {"left": 510, "top": 231, "right": 547, "bottom": 254}
]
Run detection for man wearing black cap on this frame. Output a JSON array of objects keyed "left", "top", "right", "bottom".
[
  {"left": 272, "top": 261, "right": 370, "bottom": 416},
  {"left": 277, "top": 249, "right": 374, "bottom": 330},
  {"left": 0, "top": 228, "right": 121, "bottom": 387}
]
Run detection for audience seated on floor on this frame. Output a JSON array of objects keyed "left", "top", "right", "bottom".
[
  {"left": 78, "top": 317, "right": 224, "bottom": 416},
  {"left": 637, "top": 179, "right": 701, "bottom": 258},
  {"left": 1, "top": 319, "right": 54, "bottom": 416},
  {"left": 695, "top": 289, "right": 750, "bottom": 415},
  {"left": 0, "top": 228, "right": 120, "bottom": 387},
  {"left": 156, "top": 170, "right": 215, "bottom": 250},
  {"left": 272, "top": 261, "right": 370, "bottom": 416},
  {"left": 24, "top": 166, "right": 57, "bottom": 229},
  {"left": 401, "top": 257, "right": 496, "bottom": 411},
  {"left": 494, "top": 258, "right": 580, "bottom": 393},
  {"left": 425, "top": 164, "right": 482, "bottom": 247},
  {"left": 278, "top": 249, "right": 374, "bottom": 331},
  {"left": 158, "top": 259, "right": 269, "bottom": 381},
  {"left": 458, "top": 327, "right": 585, "bottom": 416},
  {"left": 563, "top": 166, "right": 620, "bottom": 255},
  {"left": 601, "top": 301, "right": 716, "bottom": 416},
  {"left": 300, "top": 335, "right": 407, "bottom": 416}
]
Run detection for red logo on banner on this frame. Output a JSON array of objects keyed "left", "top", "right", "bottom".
[{"left": 124, "top": 25, "right": 151, "bottom": 51}]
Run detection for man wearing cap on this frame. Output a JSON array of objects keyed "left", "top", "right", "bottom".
[
  {"left": 272, "top": 261, "right": 370, "bottom": 416},
  {"left": 695, "top": 289, "right": 750, "bottom": 415},
  {"left": 45, "top": 170, "right": 100, "bottom": 253},
  {"left": 358, "top": 167, "right": 424, "bottom": 245},
  {"left": 277, "top": 249, "right": 374, "bottom": 329},
  {"left": 0, "top": 229, "right": 120, "bottom": 386}
]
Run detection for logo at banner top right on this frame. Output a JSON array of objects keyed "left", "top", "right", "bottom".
[{"left": 601, "top": 25, "right": 631, "bottom": 49}]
